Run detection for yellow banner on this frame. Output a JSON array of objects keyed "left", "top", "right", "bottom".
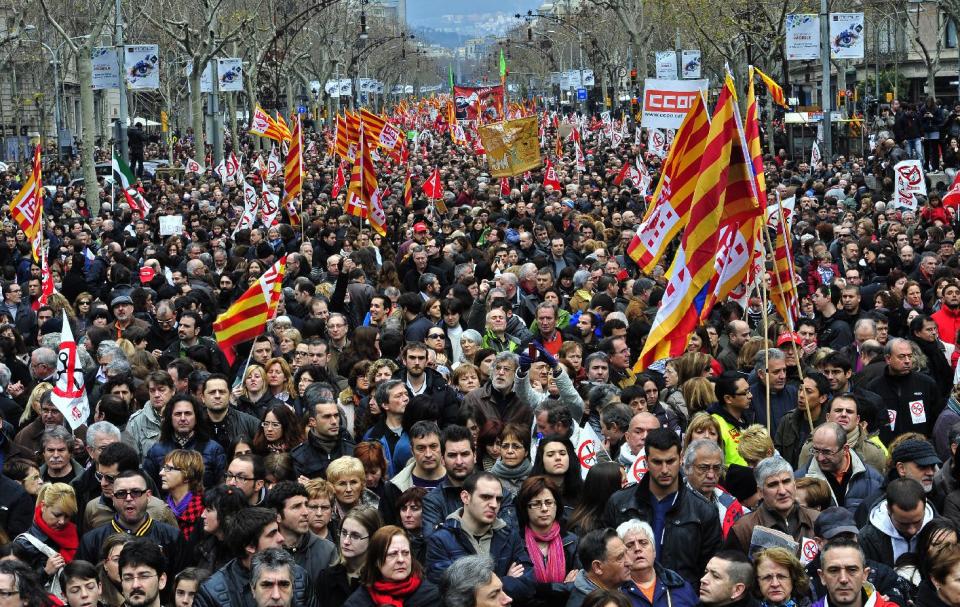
[{"left": 478, "top": 116, "right": 541, "bottom": 178}]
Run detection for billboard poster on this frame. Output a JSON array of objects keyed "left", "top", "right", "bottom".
[
  {"left": 830, "top": 13, "right": 865, "bottom": 59},
  {"left": 217, "top": 58, "right": 244, "bottom": 92},
  {"left": 454, "top": 85, "right": 504, "bottom": 122},
  {"left": 655, "top": 51, "right": 678, "bottom": 79},
  {"left": 681, "top": 50, "right": 701, "bottom": 79},
  {"left": 786, "top": 14, "right": 820, "bottom": 60},
  {"left": 124, "top": 45, "right": 160, "bottom": 90},
  {"left": 92, "top": 47, "right": 119, "bottom": 90}
]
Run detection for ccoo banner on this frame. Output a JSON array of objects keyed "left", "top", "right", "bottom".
[
  {"left": 641, "top": 78, "right": 708, "bottom": 130},
  {"left": 217, "top": 58, "right": 243, "bottom": 92},
  {"left": 830, "top": 13, "right": 865, "bottom": 59},
  {"left": 786, "top": 14, "right": 820, "bottom": 60},
  {"left": 655, "top": 51, "right": 678, "bottom": 79},
  {"left": 681, "top": 50, "right": 701, "bottom": 79},
  {"left": 124, "top": 45, "right": 160, "bottom": 90},
  {"left": 91, "top": 47, "right": 119, "bottom": 90}
]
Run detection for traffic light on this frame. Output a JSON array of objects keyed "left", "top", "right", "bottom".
[{"left": 630, "top": 68, "right": 637, "bottom": 83}]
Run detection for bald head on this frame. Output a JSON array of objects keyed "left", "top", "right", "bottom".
[
  {"left": 728, "top": 320, "right": 751, "bottom": 349},
  {"left": 626, "top": 412, "right": 661, "bottom": 453}
]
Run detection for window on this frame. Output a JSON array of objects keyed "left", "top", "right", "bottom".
[{"left": 947, "top": 18, "right": 958, "bottom": 49}]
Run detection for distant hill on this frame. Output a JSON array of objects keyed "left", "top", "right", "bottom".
[{"left": 407, "top": 0, "right": 542, "bottom": 48}]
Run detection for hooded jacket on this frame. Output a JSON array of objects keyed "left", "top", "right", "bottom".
[
  {"left": 620, "top": 564, "right": 699, "bottom": 607},
  {"left": 859, "top": 497, "right": 936, "bottom": 566}
]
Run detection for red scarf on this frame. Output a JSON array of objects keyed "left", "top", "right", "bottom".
[
  {"left": 34, "top": 503, "right": 78, "bottom": 563},
  {"left": 366, "top": 574, "right": 422, "bottom": 607}
]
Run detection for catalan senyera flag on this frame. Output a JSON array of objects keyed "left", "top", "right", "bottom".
[
  {"left": 214, "top": 255, "right": 287, "bottom": 366},
  {"left": 335, "top": 115, "right": 349, "bottom": 160},
  {"left": 249, "top": 105, "right": 291, "bottom": 142},
  {"left": 283, "top": 114, "right": 303, "bottom": 226},
  {"left": 769, "top": 194, "right": 800, "bottom": 329},
  {"left": 403, "top": 172, "right": 413, "bottom": 208},
  {"left": 699, "top": 68, "right": 766, "bottom": 320},
  {"left": 635, "top": 74, "right": 740, "bottom": 372},
  {"left": 346, "top": 111, "right": 361, "bottom": 159},
  {"left": 754, "top": 66, "right": 789, "bottom": 109},
  {"left": 10, "top": 145, "right": 42, "bottom": 260},
  {"left": 346, "top": 121, "right": 378, "bottom": 220},
  {"left": 627, "top": 94, "right": 709, "bottom": 273},
  {"left": 360, "top": 108, "right": 386, "bottom": 144}
]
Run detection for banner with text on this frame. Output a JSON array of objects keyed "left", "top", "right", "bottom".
[
  {"left": 655, "top": 51, "right": 678, "bottom": 79},
  {"left": 786, "top": 14, "right": 820, "bottom": 60},
  {"left": 641, "top": 78, "right": 709, "bottom": 130},
  {"left": 454, "top": 85, "right": 504, "bottom": 122},
  {"left": 124, "top": 45, "right": 160, "bottom": 90},
  {"left": 92, "top": 47, "right": 119, "bottom": 90},
  {"left": 477, "top": 116, "right": 541, "bottom": 177}
]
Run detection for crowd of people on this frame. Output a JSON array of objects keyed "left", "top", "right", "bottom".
[{"left": 2, "top": 100, "right": 960, "bottom": 607}]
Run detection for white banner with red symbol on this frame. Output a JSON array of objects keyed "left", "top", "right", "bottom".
[
  {"left": 575, "top": 424, "right": 610, "bottom": 480},
  {"left": 51, "top": 312, "right": 89, "bottom": 431},
  {"left": 894, "top": 159, "right": 926, "bottom": 211}
]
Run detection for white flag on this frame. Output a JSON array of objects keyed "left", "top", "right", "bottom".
[
  {"left": 810, "top": 141, "right": 822, "bottom": 167},
  {"left": 266, "top": 146, "right": 282, "bottom": 178},
  {"left": 185, "top": 158, "right": 205, "bottom": 175},
  {"left": 51, "top": 312, "right": 89, "bottom": 431},
  {"left": 575, "top": 423, "right": 610, "bottom": 480}
]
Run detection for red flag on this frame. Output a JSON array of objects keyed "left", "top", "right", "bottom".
[
  {"left": 945, "top": 172, "right": 960, "bottom": 209},
  {"left": 543, "top": 159, "right": 561, "bottom": 191},
  {"left": 39, "top": 248, "right": 53, "bottom": 305},
  {"left": 331, "top": 163, "right": 346, "bottom": 198},
  {"left": 423, "top": 167, "right": 443, "bottom": 199},
  {"left": 500, "top": 177, "right": 511, "bottom": 197},
  {"left": 613, "top": 162, "right": 631, "bottom": 185}
]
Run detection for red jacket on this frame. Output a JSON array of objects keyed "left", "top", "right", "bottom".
[{"left": 933, "top": 305, "right": 960, "bottom": 344}]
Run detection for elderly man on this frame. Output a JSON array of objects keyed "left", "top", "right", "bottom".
[
  {"left": 799, "top": 422, "right": 884, "bottom": 513},
  {"left": 797, "top": 395, "right": 886, "bottom": 472},
  {"left": 618, "top": 412, "right": 660, "bottom": 468},
  {"left": 618, "top": 519, "right": 697, "bottom": 607},
  {"left": 464, "top": 352, "right": 530, "bottom": 426},
  {"left": 110, "top": 295, "right": 150, "bottom": 340},
  {"left": 14, "top": 388, "right": 86, "bottom": 456},
  {"left": 725, "top": 456, "right": 819, "bottom": 553},
  {"left": 39, "top": 426, "right": 83, "bottom": 483},
  {"left": 249, "top": 549, "right": 299, "bottom": 607},
  {"left": 565, "top": 528, "right": 631, "bottom": 607},
  {"left": 440, "top": 555, "right": 513, "bottom": 607},
  {"left": 683, "top": 439, "right": 744, "bottom": 539}
]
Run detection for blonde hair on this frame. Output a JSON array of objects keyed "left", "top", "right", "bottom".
[
  {"left": 303, "top": 478, "right": 336, "bottom": 502},
  {"left": 264, "top": 357, "right": 296, "bottom": 396},
  {"left": 164, "top": 449, "right": 205, "bottom": 493},
  {"left": 20, "top": 382, "right": 53, "bottom": 425},
  {"left": 241, "top": 365, "right": 267, "bottom": 400},
  {"left": 325, "top": 456, "right": 365, "bottom": 484},
  {"left": 683, "top": 412, "right": 723, "bottom": 450},
  {"left": 681, "top": 377, "right": 715, "bottom": 416},
  {"left": 37, "top": 482, "right": 78, "bottom": 517},
  {"left": 281, "top": 328, "right": 302, "bottom": 348},
  {"left": 738, "top": 424, "right": 775, "bottom": 466}
]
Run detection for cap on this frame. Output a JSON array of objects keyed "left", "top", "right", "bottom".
[
  {"left": 777, "top": 331, "right": 802, "bottom": 347},
  {"left": 814, "top": 507, "right": 860, "bottom": 539},
  {"left": 110, "top": 295, "right": 133, "bottom": 308},
  {"left": 723, "top": 464, "right": 758, "bottom": 504},
  {"left": 891, "top": 439, "right": 941, "bottom": 467},
  {"left": 562, "top": 199, "right": 575, "bottom": 208},
  {"left": 413, "top": 222, "right": 429, "bottom": 233}
]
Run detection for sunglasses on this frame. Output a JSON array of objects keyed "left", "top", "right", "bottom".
[{"left": 428, "top": 333, "right": 445, "bottom": 338}]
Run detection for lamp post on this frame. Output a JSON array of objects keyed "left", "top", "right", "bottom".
[{"left": 23, "top": 27, "right": 63, "bottom": 160}]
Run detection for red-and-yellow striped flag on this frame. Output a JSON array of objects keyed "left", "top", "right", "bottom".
[
  {"left": 10, "top": 144, "right": 42, "bottom": 261},
  {"left": 335, "top": 114, "right": 349, "bottom": 160},
  {"left": 249, "top": 105, "right": 291, "bottom": 142},
  {"left": 283, "top": 114, "right": 303, "bottom": 226},
  {"left": 754, "top": 67, "right": 789, "bottom": 109},
  {"left": 403, "top": 172, "right": 413, "bottom": 208},
  {"left": 627, "top": 93, "right": 709, "bottom": 273},
  {"left": 635, "top": 74, "right": 740, "bottom": 372},
  {"left": 360, "top": 108, "right": 386, "bottom": 144},
  {"left": 214, "top": 255, "right": 287, "bottom": 365}
]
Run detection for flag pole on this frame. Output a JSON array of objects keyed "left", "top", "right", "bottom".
[
  {"left": 110, "top": 145, "right": 116, "bottom": 209},
  {"left": 759, "top": 258, "right": 772, "bottom": 434}
]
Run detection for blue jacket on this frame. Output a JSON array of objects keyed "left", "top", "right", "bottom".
[
  {"left": 142, "top": 435, "right": 226, "bottom": 490},
  {"left": 797, "top": 449, "right": 884, "bottom": 514},
  {"left": 425, "top": 511, "right": 535, "bottom": 602},
  {"left": 620, "top": 565, "right": 698, "bottom": 607},
  {"left": 363, "top": 421, "right": 412, "bottom": 477},
  {"left": 194, "top": 558, "right": 316, "bottom": 607}
]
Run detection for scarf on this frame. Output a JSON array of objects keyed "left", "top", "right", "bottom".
[
  {"left": 366, "top": 574, "right": 422, "bottom": 607},
  {"left": 948, "top": 395, "right": 960, "bottom": 417},
  {"left": 34, "top": 503, "right": 78, "bottom": 563},
  {"left": 524, "top": 522, "right": 566, "bottom": 583},
  {"left": 167, "top": 491, "right": 194, "bottom": 517},
  {"left": 762, "top": 599, "right": 797, "bottom": 607},
  {"left": 490, "top": 457, "right": 533, "bottom": 482},
  {"left": 845, "top": 425, "right": 863, "bottom": 448}
]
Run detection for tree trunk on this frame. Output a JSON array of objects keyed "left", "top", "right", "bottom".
[
  {"left": 190, "top": 67, "right": 204, "bottom": 166},
  {"left": 228, "top": 92, "right": 237, "bottom": 150},
  {"left": 78, "top": 48, "right": 100, "bottom": 214}
]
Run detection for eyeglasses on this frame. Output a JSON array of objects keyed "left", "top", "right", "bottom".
[
  {"left": 295, "top": 350, "right": 309, "bottom": 357},
  {"left": 160, "top": 465, "right": 182, "bottom": 473},
  {"left": 809, "top": 446, "right": 842, "bottom": 457},
  {"left": 340, "top": 529, "right": 369, "bottom": 542},
  {"left": 527, "top": 499, "right": 556, "bottom": 510},
  {"left": 261, "top": 421, "right": 282, "bottom": 428},
  {"left": 224, "top": 472, "right": 257, "bottom": 483},
  {"left": 121, "top": 573, "right": 157, "bottom": 583},
  {"left": 113, "top": 489, "right": 147, "bottom": 500},
  {"left": 428, "top": 333, "right": 445, "bottom": 339},
  {"left": 96, "top": 471, "right": 118, "bottom": 484},
  {"left": 78, "top": 300, "right": 91, "bottom": 305},
  {"left": 694, "top": 464, "right": 723, "bottom": 474}
]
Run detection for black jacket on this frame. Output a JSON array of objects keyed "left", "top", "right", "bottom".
[
  {"left": 866, "top": 367, "right": 943, "bottom": 443},
  {"left": 805, "top": 553, "right": 912, "bottom": 606},
  {"left": 290, "top": 429, "right": 356, "bottom": 479},
  {"left": 317, "top": 564, "right": 360, "bottom": 607},
  {"left": 343, "top": 579, "right": 440, "bottom": 607},
  {"left": 77, "top": 517, "right": 185, "bottom": 578},
  {"left": 603, "top": 475, "right": 722, "bottom": 587},
  {"left": 0, "top": 473, "right": 32, "bottom": 538},
  {"left": 394, "top": 368, "right": 461, "bottom": 428},
  {"left": 195, "top": 558, "right": 316, "bottom": 607}
]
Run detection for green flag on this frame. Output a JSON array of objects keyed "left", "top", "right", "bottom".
[
  {"left": 448, "top": 64, "right": 454, "bottom": 91},
  {"left": 112, "top": 148, "right": 135, "bottom": 190},
  {"left": 499, "top": 49, "right": 507, "bottom": 79}
]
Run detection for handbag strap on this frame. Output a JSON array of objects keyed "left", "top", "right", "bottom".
[{"left": 17, "top": 533, "right": 58, "bottom": 558}]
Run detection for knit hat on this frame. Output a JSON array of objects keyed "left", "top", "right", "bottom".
[{"left": 723, "top": 464, "right": 758, "bottom": 504}]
